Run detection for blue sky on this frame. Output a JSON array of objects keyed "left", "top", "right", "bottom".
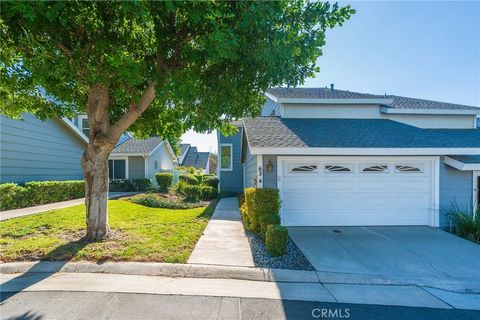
[{"left": 182, "top": 1, "right": 480, "bottom": 152}]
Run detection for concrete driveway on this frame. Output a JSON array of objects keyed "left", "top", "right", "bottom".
[{"left": 288, "top": 226, "right": 480, "bottom": 280}]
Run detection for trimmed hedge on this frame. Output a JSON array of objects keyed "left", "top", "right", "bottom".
[
  {"left": 244, "top": 188, "right": 280, "bottom": 233},
  {"left": 176, "top": 166, "right": 196, "bottom": 174},
  {"left": 179, "top": 174, "right": 199, "bottom": 185},
  {"left": 265, "top": 224, "right": 288, "bottom": 257},
  {"left": 155, "top": 173, "right": 173, "bottom": 192},
  {"left": 0, "top": 180, "right": 84, "bottom": 210},
  {"left": 182, "top": 184, "right": 201, "bottom": 202},
  {"left": 200, "top": 186, "right": 218, "bottom": 200},
  {"left": 259, "top": 214, "right": 281, "bottom": 239},
  {"left": 202, "top": 176, "right": 219, "bottom": 189},
  {"left": 109, "top": 179, "right": 152, "bottom": 192},
  {"left": 129, "top": 193, "right": 204, "bottom": 209}
]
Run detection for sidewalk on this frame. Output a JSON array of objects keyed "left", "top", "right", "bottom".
[
  {"left": 188, "top": 197, "right": 254, "bottom": 267},
  {"left": 0, "top": 192, "right": 138, "bottom": 221}
]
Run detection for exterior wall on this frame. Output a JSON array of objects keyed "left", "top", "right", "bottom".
[
  {"left": 147, "top": 142, "right": 174, "bottom": 185},
  {"left": 261, "top": 97, "right": 281, "bottom": 116},
  {"left": 262, "top": 155, "right": 277, "bottom": 189},
  {"left": 218, "top": 129, "right": 243, "bottom": 195},
  {"left": 244, "top": 146, "right": 257, "bottom": 188},
  {"left": 280, "top": 103, "right": 475, "bottom": 129},
  {"left": 0, "top": 114, "right": 86, "bottom": 183},
  {"left": 128, "top": 156, "right": 145, "bottom": 179},
  {"left": 439, "top": 157, "right": 473, "bottom": 228}
]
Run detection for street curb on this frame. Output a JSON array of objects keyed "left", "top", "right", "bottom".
[{"left": 1, "top": 261, "right": 479, "bottom": 294}]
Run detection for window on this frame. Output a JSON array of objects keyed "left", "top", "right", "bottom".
[
  {"left": 324, "top": 165, "right": 352, "bottom": 173},
  {"left": 220, "top": 144, "right": 232, "bottom": 171},
  {"left": 361, "top": 165, "right": 389, "bottom": 173},
  {"left": 78, "top": 115, "right": 90, "bottom": 137},
  {"left": 109, "top": 159, "right": 127, "bottom": 179},
  {"left": 395, "top": 165, "right": 423, "bottom": 173},
  {"left": 289, "top": 165, "right": 318, "bottom": 173}
]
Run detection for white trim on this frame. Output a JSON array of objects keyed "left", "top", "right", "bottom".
[
  {"left": 108, "top": 156, "right": 129, "bottom": 179},
  {"left": 271, "top": 97, "right": 394, "bottom": 105},
  {"left": 277, "top": 156, "right": 440, "bottom": 227},
  {"left": 160, "top": 139, "right": 177, "bottom": 161},
  {"left": 77, "top": 114, "right": 90, "bottom": 136},
  {"left": 265, "top": 92, "right": 279, "bottom": 103},
  {"left": 473, "top": 171, "right": 480, "bottom": 210},
  {"left": 250, "top": 147, "right": 480, "bottom": 156},
  {"left": 144, "top": 156, "right": 148, "bottom": 179},
  {"left": 380, "top": 106, "right": 480, "bottom": 116},
  {"left": 60, "top": 117, "right": 89, "bottom": 143},
  {"left": 219, "top": 143, "right": 233, "bottom": 171},
  {"left": 109, "top": 153, "right": 148, "bottom": 157},
  {"left": 444, "top": 156, "right": 480, "bottom": 171},
  {"left": 257, "top": 155, "right": 263, "bottom": 188}
]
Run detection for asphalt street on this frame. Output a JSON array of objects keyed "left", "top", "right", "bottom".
[{"left": 1, "top": 291, "right": 479, "bottom": 320}]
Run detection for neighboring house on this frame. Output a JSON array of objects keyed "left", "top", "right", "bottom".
[
  {"left": 218, "top": 86, "right": 480, "bottom": 229},
  {"left": 110, "top": 136, "right": 176, "bottom": 185},
  {"left": 0, "top": 113, "right": 88, "bottom": 183},
  {"left": 178, "top": 143, "right": 210, "bottom": 173}
]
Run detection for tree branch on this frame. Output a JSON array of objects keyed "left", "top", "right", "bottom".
[{"left": 108, "top": 81, "right": 157, "bottom": 139}]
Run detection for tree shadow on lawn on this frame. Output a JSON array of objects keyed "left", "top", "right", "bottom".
[{"left": 1, "top": 238, "right": 89, "bottom": 303}]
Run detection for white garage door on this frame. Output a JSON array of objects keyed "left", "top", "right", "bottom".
[{"left": 279, "top": 157, "right": 437, "bottom": 226}]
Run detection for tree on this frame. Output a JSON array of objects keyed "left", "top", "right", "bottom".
[
  {"left": 209, "top": 152, "right": 218, "bottom": 175},
  {"left": 1, "top": 1, "right": 354, "bottom": 241}
]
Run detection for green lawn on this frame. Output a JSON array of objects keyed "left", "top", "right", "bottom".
[{"left": 0, "top": 200, "right": 214, "bottom": 263}]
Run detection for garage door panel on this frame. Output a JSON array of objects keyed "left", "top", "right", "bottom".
[{"left": 281, "top": 158, "right": 434, "bottom": 227}]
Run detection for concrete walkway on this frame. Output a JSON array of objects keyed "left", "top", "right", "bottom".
[
  {"left": 0, "top": 192, "right": 138, "bottom": 221},
  {"left": 188, "top": 197, "right": 254, "bottom": 267}
]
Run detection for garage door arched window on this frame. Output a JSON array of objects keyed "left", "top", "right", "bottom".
[
  {"left": 289, "top": 164, "right": 318, "bottom": 173},
  {"left": 361, "top": 165, "right": 388, "bottom": 173},
  {"left": 324, "top": 165, "right": 352, "bottom": 173},
  {"left": 395, "top": 165, "right": 423, "bottom": 173}
]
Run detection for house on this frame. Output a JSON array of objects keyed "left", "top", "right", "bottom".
[
  {"left": 178, "top": 143, "right": 210, "bottom": 173},
  {"left": 109, "top": 136, "right": 176, "bottom": 184},
  {"left": 0, "top": 113, "right": 176, "bottom": 184},
  {"left": 217, "top": 87, "right": 480, "bottom": 229},
  {"left": 0, "top": 113, "right": 88, "bottom": 183}
]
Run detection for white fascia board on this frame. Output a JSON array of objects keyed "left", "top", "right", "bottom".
[
  {"left": 110, "top": 153, "right": 147, "bottom": 157},
  {"left": 60, "top": 117, "right": 89, "bottom": 144},
  {"left": 276, "top": 98, "right": 394, "bottom": 105},
  {"left": 163, "top": 139, "right": 177, "bottom": 161},
  {"left": 249, "top": 147, "right": 480, "bottom": 156},
  {"left": 264, "top": 92, "right": 279, "bottom": 103},
  {"left": 380, "top": 106, "right": 480, "bottom": 115},
  {"left": 444, "top": 156, "right": 480, "bottom": 171}
]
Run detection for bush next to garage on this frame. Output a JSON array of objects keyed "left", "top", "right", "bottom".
[
  {"left": 0, "top": 180, "right": 85, "bottom": 210},
  {"left": 155, "top": 173, "right": 173, "bottom": 192},
  {"left": 244, "top": 188, "right": 281, "bottom": 233},
  {"left": 109, "top": 179, "right": 152, "bottom": 192},
  {"left": 259, "top": 214, "right": 281, "bottom": 239},
  {"left": 265, "top": 224, "right": 288, "bottom": 257}
]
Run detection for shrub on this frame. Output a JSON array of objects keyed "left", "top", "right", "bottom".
[
  {"left": 194, "top": 174, "right": 204, "bottom": 183},
  {"left": 265, "top": 224, "right": 288, "bottom": 257},
  {"left": 202, "top": 176, "right": 219, "bottom": 189},
  {"left": 179, "top": 174, "right": 199, "bottom": 185},
  {"left": 449, "top": 206, "right": 480, "bottom": 244},
  {"left": 259, "top": 214, "right": 281, "bottom": 239},
  {"left": 244, "top": 188, "right": 280, "bottom": 233},
  {"left": 176, "top": 166, "right": 196, "bottom": 174},
  {"left": 0, "top": 180, "right": 85, "bottom": 210},
  {"left": 200, "top": 186, "right": 218, "bottom": 200},
  {"left": 109, "top": 179, "right": 152, "bottom": 192},
  {"left": 155, "top": 173, "right": 173, "bottom": 192},
  {"left": 129, "top": 193, "right": 204, "bottom": 209},
  {"left": 0, "top": 183, "right": 28, "bottom": 210},
  {"left": 182, "top": 184, "right": 201, "bottom": 202},
  {"left": 24, "top": 180, "right": 85, "bottom": 205}
]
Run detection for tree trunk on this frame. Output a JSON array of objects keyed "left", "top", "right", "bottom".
[{"left": 82, "top": 84, "right": 115, "bottom": 242}]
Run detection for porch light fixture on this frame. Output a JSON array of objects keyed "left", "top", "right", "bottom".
[{"left": 266, "top": 159, "right": 274, "bottom": 173}]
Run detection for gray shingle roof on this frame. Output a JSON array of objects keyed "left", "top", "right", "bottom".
[
  {"left": 448, "top": 155, "right": 480, "bottom": 164},
  {"left": 180, "top": 144, "right": 190, "bottom": 157},
  {"left": 243, "top": 117, "right": 480, "bottom": 148},
  {"left": 181, "top": 146, "right": 210, "bottom": 170},
  {"left": 267, "top": 87, "right": 479, "bottom": 111},
  {"left": 112, "top": 137, "right": 163, "bottom": 154}
]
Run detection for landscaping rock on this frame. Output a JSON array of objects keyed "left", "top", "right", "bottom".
[{"left": 246, "top": 231, "right": 314, "bottom": 271}]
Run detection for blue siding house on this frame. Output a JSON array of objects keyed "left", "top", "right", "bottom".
[{"left": 218, "top": 87, "right": 480, "bottom": 229}]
